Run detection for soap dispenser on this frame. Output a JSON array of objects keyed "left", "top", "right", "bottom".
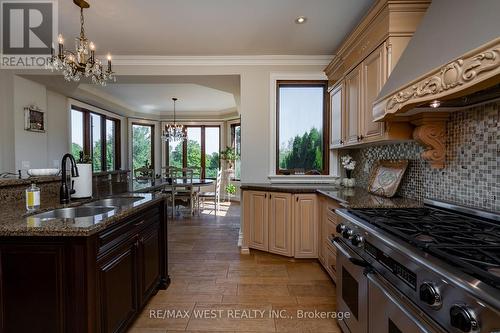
[{"left": 26, "top": 182, "right": 40, "bottom": 211}]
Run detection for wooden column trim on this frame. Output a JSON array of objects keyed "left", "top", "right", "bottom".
[{"left": 411, "top": 113, "right": 450, "bottom": 169}]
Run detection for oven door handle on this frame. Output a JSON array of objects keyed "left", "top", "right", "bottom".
[{"left": 333, "top": 237, "right": 371, "bottom": 268}]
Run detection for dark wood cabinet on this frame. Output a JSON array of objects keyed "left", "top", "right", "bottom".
[
  {"left": 98, "top": 239, "right": 138, "bottom": 333},
  {"left": 0, "top": 200, "right": 168, "bottom": 333}
]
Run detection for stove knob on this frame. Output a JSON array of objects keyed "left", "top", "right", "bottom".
[
  {"left": 351, "top": 235, "right": 364, "bottom": 247},
  {"left": 336, "top": 223, "right": 346, "bottom": 234},
  {"left": 419, "top": 282, "right": 441, "bottom": 307},
  {"left": 342, "top": 228, "right": 354, "bottom": 239},
  {"left": 450, "top": 305, "right": 479, "bottom": 332}
]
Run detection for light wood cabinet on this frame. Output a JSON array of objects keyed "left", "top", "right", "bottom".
[
  {"left": 344, "top": 65, "right": 362, "bottom": 145},
  {"left": 324, "top": 0, "right": 430, "bottom": 148},
  {"left": 361, "top": 43, "right": 386, "bottom": 141},
  {"left": 329, "top": 83, "right": 344, "bottom": 148},
  {"left": 268, "top": 192, "right": 293, "bottom": 256},
  {"left": 243, "top": 191, "right": 318, "bottom": 258},
  {"left": 294, "top": 194, "right": 318, "bottom": 258},
  {"left": 247, "top": 191, "right": 269, "bottom": 251}
]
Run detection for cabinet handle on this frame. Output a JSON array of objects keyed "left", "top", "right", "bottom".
[
  {"left": 269, "top": 194, "right": 272, "bottom": 199},
  {"left": 357, "top": 135, "right": 364, "bottom": 141},
  {"left": 264, "top": 193, "right": 267, "bottom": 199},
  {"left": 339, "top": 139, "right": 344, "bottom": 144},
  {"left": 296, "top": 197, "right": 299, "bottom": 202},
  {"left": 134, "top": 220, "right": 145, "bottom": 227}
]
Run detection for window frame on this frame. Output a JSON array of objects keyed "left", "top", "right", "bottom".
[
  {"left": 275, "top": 80, "right": 329, "bottom": 175},
  {"left": 165, "top": 125, "right": 221, "bottom": 179},
  {"left": 131, "top": 122, "right": 155, "bottom": 172},
  {"left": 230, "top": 123, "right": 241, "bottom": 181},
  {"left": 71, "top": 105, "right": 121, "bottom": 172}
]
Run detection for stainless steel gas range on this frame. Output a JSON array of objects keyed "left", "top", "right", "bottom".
[{"left": 333, "top": 199, "right": 500, "bottom": 333}]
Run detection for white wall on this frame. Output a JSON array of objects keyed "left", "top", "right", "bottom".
[
  {"left": 12, "top": 76, "right": 69, "bottom": 171},
  {"left": 0, "top": 71, "right": 15, "bottom": 172}
]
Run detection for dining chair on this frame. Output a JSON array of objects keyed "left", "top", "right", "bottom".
[
  {"left": 162, "top": 166, "right": 180, "bottom": 219},
  {"left": 173, "top": 168, "right": 196, "bottom": 216},
  {"left": 198, "top": 169, "right": 222, "bottom": 215}
]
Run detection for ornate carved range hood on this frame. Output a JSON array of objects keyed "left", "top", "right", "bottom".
[{"left": 373, "top": 0, "right": 500, "bottom": 169}]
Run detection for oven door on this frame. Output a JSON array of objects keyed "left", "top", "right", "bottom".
[
  {"left": 334, "top": 238, "right": 369, "bottom": 333},
  {"left": 368, "top": 273, "right": 444, "bottom": 333}
]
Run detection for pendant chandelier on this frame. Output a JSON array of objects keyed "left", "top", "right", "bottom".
[
  {"left": 162, "top": 98, "right": 186, "bottom": 142},
  {"left": 46, "top": 0, "right": 115, "bottom": 86}
]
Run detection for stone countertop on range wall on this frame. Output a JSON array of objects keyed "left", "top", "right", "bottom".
[{"left": 240, "top": 183, "right": 422, "bottom": 209}]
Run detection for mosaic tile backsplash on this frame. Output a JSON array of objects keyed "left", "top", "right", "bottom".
[{"left": 348, "top": 101, "right": 499, "bottom": 212}]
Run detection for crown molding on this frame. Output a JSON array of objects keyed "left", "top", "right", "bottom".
[{"left": 104, "top": 55, "right": 334, "bottom": 67}]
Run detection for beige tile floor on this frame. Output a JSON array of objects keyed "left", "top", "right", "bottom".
[{"left": 128, "top": 202, "right": 341, "bottom": 333}]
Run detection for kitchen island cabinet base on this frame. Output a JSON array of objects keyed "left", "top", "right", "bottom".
[{"left": 0, "top": 200, "right": 169, "bottom": 333}]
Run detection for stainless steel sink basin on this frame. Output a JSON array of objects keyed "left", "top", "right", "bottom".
[
  {"left": 32, "top": 206, "right": 115, "bottom": 219},
  {"left": 85, "top": 196, "right": 145, "bottom": 207}
]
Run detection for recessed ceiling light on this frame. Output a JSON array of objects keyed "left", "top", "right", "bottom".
[
  {"left": 295, "top": 16, "right": 307, "bottom": 24},
  {"left": 430, "top": 100, "right": 441, "bottom": 108}
]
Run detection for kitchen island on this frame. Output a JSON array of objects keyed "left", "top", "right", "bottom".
[{"left": 0, "top": 193, "right": 168, "bottom": 333}]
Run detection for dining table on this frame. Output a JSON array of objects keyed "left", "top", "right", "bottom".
[{"left": 130, "top": 178, "right": 214, "bottom": 193}]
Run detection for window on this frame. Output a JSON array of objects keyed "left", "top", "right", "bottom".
[
  {"left": 71, "top": 109, "right": 84, "bottom": 158},
  {"left": 91, "top": 114, "right": 102, "bottom": 172},
  {"left": 132, "top": 124, "right": 154, "bottom": 175},
  {"left": 166, "top": 125, "right": 220, "bottom": 179},
  {"left": 70, "top": 106, "right": 121, "bottom": 172},
  {"left": 230, "top": 123, "right": 241, "bottom": 180},
  {"left": 276, "top": 81, "right": 328, "bottom": 175}
]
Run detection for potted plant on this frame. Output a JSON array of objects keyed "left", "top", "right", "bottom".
[
  {"left": 225, "top": 183, "right": 237, "bottom": 200},
  {"left": 220, "top": 146, "right": 239, "bottom": 170}
]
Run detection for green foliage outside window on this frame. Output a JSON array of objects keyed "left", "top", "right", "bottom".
[
  {"left": 132, "top": 125, "right": 152, "bottom": 173},
  {"left": 279, "top": 127, "right": 323, "bottom": 173}
]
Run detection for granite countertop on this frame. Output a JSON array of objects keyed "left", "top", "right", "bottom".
[
  {"left": 0, "top": 193, "right": 165, "bottom": 237},
  {"left": 0, "top": 175, "right": 60, "bottom": 187},
  {"left": 240, "top": 183, "right": 422, "bottom": 209}
]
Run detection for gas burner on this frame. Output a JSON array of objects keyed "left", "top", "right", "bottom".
[
  {"left": 415, "top": 234, "right": 437, "bottom": 243},
  {"left": 488, "top": 267, "right": 500, "bottom": 278}
]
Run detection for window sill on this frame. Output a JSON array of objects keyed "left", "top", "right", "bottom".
[{"left": 268, "top": 175, "right": 340, "bottom": 184}]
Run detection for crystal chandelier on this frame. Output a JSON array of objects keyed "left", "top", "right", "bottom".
[
  {"left": 46, "top": 0, "right": 115, "bottom": 86},
  {"left": 162, "top": 98, "right": 186, "bottom": 142}
]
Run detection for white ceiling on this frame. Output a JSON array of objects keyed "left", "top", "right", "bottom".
[
  {"left": 57, "top": 0, "right": 373, "bottom": 55},
  {"left": 85, "top": 83, "right": 237, "bottom": 114}
]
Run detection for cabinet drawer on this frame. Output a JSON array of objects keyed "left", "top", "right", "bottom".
[{"left": 98, "top": 205, "right": 160, "bottom": 256}]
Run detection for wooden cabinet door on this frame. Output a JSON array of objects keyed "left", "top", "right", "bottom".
[
  {"left": 248, "top": 191, "right": 269, "bottom": 251},
  {"left": 293, "top": 194, "right": 318, "bottom": 258},
  {"left": 268, "top": 192, "right": 293, "bottom": 256},
  {"left": 361, "top": 44, "right": 386, "bottom": 141},
  {"left": 98, "top": 240, "right": 138, "bottom": 333},
  {"left": 344, "top": 65, "right": 362, "bottom": 144},
  {"left": 329, "top": 83, "right": 344, "bottom": 148},
  {"left": 138, "top": 222, "right": 161, "bottom": 307}
]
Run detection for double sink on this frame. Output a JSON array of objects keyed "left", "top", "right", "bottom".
[{"left": 32, "top": 196, "right": 145, "bottom": 220}]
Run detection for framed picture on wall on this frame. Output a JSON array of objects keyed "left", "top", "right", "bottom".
[{"left": 24, "top": 106, "right": 45, "bottom": 132}]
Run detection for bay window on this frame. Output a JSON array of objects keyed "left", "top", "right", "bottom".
[
  {"left": 166, "top": 125, "right": 220, "bottom": 179},
  {"left": 70, "top": 106, "right": 121, "bottom": 172}
]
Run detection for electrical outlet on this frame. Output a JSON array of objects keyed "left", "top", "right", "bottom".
[{"left": 21, "top": 161, "right": 30, "bottom": 169}]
